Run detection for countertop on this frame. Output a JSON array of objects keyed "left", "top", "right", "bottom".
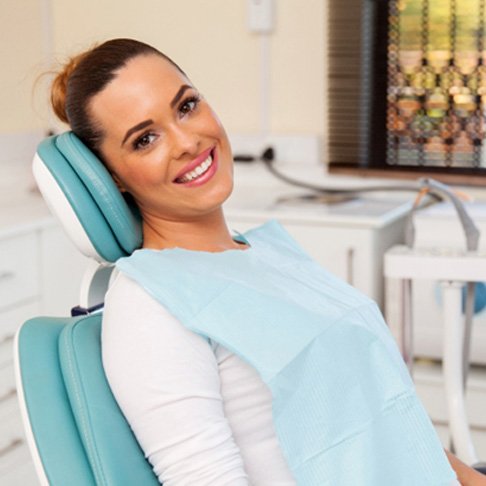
[{"left": 226, "top": 162, "right": 414, "bottom": 228}]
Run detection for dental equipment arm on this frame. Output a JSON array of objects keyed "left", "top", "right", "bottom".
[{"left": 413, "top": 179, "right": 479, "bottom": 393}]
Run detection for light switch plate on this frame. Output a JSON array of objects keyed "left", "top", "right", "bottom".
[{"left": 248, "top": 0, "right": 274, "bottom": 33}]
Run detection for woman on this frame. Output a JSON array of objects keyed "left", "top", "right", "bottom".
[{"left": 51, "top": 38, "right": 484, "bottom": 485}]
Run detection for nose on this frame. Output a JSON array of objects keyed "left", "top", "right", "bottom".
[{"left": 168, "top": 124, "right": 200, "bottom": 160}]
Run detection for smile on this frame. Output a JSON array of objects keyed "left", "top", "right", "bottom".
[
  {"left": 175, "top": 153, "right": 213, "bottom": 183},
  {"left": 173, "top": 147, "right": 218, "bottom": 186}
]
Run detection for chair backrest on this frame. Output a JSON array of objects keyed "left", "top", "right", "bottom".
[
  {"left": 15, "top": 314, "right": 159, "bottom": 485},
  {"left": 15, "top": 132, "right": 159, "bottom": 484}
]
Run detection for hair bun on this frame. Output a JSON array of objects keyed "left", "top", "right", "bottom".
[{"left": 50, "top": 52, "right": 87, "bottom": 124}]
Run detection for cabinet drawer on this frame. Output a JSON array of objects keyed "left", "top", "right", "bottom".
[
  {"left": 0, "top": 397, "right": 28, "bottom": 477},
  {"left": 0, "top": 455, "right": 38, "bottom": 485},
  {"left": 0, "top": 301, "right": 39, "bottom": 368},
  {"left": 0, "top": 232, "right": 39, "bottom": 311},
  {"left": 0, "top": 394, "right": 24, "bottom": 451},
  {"left": 0, "top": 363, "right": 16, "bottom": 407}
]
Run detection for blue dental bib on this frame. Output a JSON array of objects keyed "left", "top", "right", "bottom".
[{"left": 116, "top": 220, "right": 455, "bottom": 485}]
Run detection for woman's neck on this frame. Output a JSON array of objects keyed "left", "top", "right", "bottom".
[{"left": 141, "top": 209, "right": 245, "bottom": 252}]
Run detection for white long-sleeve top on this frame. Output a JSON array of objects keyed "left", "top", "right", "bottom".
[{"left": 102, "top": 272, "right": 296, "bottom": 485}]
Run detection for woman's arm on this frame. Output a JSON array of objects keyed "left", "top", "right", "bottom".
[
  {"left": 446, "top": 451, "right": 486, "bottom": 485},
  {"left": 102, "top": 273, "right": 249, "bottom": 486}
]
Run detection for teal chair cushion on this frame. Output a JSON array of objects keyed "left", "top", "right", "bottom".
[
  {"left": 37, "top": 133, "right": 142, "bottom": 262},
  {"left": 17, "top": 315, "right": 159, "bottom": 485}
]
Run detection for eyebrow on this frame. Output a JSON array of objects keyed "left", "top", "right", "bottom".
[
  {"left": 121, "top": 119, "right": 154, "bottom": 147},
  {"left": 170, "top": 84, "right": 193, "bottom": 109}
]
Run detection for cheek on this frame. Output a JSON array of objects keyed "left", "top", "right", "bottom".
[
  {"left": 214, "top": 119, "right": 229, "bottom": 142},
  {"left": 112, "top": 160, "right": 164, "bottom": 196},
  {"left": 129, "top": 166, "right": 164, "bottom": 189},
  {"left": 200, "top": 106, "right": 229, "bottom": 139}
]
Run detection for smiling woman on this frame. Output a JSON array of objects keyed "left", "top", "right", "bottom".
[
  {"left": 87, "top": 53, "right": 234, "bottom": 250},
  {"left": 48, "top": 38, "right": 482, "bottom": 485}
]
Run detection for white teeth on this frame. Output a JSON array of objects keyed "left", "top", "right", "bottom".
[{"left": 178, "top": 154, "right": 213, "bottom": 183}]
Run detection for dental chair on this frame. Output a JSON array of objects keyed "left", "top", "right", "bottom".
[{"left": 14, "top": 133, "right": 159, "bottom": 485}]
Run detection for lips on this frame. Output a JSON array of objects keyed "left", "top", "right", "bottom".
[{"left": 173, "top": 147, "right": 216, "bottom": 184}]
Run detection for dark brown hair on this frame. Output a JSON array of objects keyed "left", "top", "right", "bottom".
[{"left": 51, "top": 38, "right": 184, "bottom": 152}]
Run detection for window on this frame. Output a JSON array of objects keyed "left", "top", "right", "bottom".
[{"left": 328, "top": 0, "right": 486, "bottom": 184}]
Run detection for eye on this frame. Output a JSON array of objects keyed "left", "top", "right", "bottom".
[
  {"left": 179, "top": 95, "right": 201, "bottom": 116},
  {"left": 133, "top": 132, "right": 157, "bottom": 151}
]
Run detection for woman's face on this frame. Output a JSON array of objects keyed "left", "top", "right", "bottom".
[{"left": 89, "top": 54, "right": 233, "bottom": 223}]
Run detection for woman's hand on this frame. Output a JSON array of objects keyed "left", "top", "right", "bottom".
[{"left": 445, "top": 450, "right": 486, "bottom": 485}]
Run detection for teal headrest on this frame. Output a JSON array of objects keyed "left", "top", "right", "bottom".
[{"left": 35, "top": 132, "right": 142, "bottom": 262}]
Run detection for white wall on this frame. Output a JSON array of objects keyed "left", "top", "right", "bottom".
[{"left": 1, "top": 0, "right": 325, "bottom": 138}]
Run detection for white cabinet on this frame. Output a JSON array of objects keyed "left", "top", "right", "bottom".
[
  {"left": 0, "top": 205, "right": 88, "bottom": 485},
  {"left": 39, "top": 224, "right": 89, "bottom": 317},
  {"left": 0, "top": 233, "right": 39, "bottom": 310},
  {"left": 0, "top": 303, "right": 39, "bottom": 484},
  {"left": 0, "top": 232, "right": 40, "bottom": 484}
]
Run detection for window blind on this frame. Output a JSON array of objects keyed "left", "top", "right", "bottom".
[
  {"left": 327, "top": 0, "right": 375, "bottom": 168},
  {"left": 328, "top": 0, "right": 486, "bottom": 183}
]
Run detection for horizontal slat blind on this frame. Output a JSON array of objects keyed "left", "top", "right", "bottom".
[
  {"left": 328, "top": 0, "right": 486, "bottom": 183},
  {"left": 327, "top": 0, "right": 369, "bottom": 167}
]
